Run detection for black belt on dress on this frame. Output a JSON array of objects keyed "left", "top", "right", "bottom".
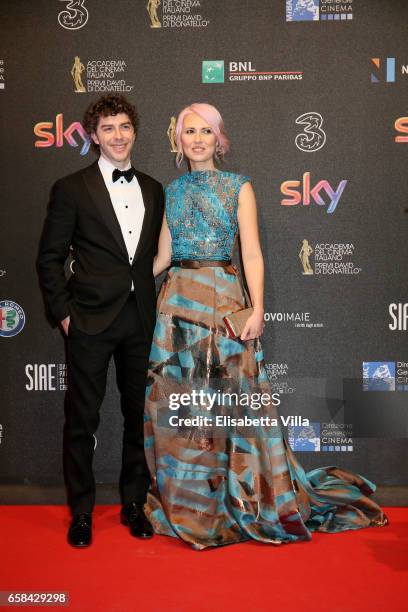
[{"left": 171, "top": 259, "right": 232, "bottom": 269}]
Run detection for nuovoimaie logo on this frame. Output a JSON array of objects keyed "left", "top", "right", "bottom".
[
  {"left": 202, "top": 61, "right": 224, "bottom": 83},
  {"left": 362, "top": 362, "right": 396, "bottom": 391},
  {"left": 371, "top": 57, "right": 396, "bottom": 83},
  {"left": 371, "top": 57, "right": 408, "bottom": 84},
  {"left": 0, "top": 300, "right": 25, "bottom": 338},
  {"left": 288, "top": 423, "right": 321, "bottom": 452}
]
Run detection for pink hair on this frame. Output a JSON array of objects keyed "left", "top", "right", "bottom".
[{"left": 175, "top": 103, "right": 230, "bottom": 167}]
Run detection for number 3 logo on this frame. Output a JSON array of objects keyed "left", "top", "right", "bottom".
[{"left": 295, "top": 112, "right": 326, "bottom": 152}]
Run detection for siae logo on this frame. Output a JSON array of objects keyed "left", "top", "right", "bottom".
[
  {"left": 34, "top": 114, "right": 91, "bottom": 156},
  {"left": 389, "top": 303, "right": 408, "bottom": 331},
  {"left": 25, "top": 363, "right": 67, "bottom": 391},
  {"left": 281, "top": 172, "right": 347, "bottom": 214}
]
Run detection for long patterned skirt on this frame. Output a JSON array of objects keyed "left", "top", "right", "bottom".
[{"left": 144, "top": 265, "right": 387, "bottom": 550}]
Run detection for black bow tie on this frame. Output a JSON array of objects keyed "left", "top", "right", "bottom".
[{"left": 112, "top": 167, "right": 135, "bottom": 183}]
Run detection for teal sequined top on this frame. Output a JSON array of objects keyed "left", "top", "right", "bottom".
[{"left": 165, "top": 170, "right": 250, "bottom": 261}]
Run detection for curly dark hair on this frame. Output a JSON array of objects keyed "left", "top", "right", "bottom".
[{"left": 83, "top": 94, "right": 140, "bottom": 152}]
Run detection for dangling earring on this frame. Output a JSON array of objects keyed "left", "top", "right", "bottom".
[
  {"left": 176, "top": 148, "right": 184, "bottom": 167},
  {"left": 214, "top": 142, "right": 222, "bottom": 163}
]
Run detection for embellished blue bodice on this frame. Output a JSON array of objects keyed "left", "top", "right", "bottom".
[{"left": 165, "top": 170, "right": 250, "bottom": 261}]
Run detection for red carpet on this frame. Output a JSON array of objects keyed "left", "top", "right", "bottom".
[{"left": 1, "top": 506, "right": 406, "bottom": 611}]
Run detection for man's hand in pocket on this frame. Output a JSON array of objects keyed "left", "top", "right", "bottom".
[{"left": 61, "top": 316, "right": 70, "bottom": 336}]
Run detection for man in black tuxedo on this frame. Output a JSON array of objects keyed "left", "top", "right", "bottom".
[{"left": 37, "top": 95, "right": 164, "bottom": 547}]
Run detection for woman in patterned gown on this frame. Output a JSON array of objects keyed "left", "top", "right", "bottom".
[{"left": 144, "top": 103, "right": 387, "bottom": 550}]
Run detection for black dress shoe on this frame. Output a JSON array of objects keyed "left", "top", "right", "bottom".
[
  {"left": 120, "top": 503, "right": 153, "bottom": 539},
  {"left": 67, "top": 512, "right": 92, "bottom": 547}
]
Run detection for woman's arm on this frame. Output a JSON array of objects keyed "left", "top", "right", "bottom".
[
  {"left": 237, "top": 181, "right": 265, "bottom": 341},
  {"left": 153, "top": 214, "right": 172, "bottom": 277}
]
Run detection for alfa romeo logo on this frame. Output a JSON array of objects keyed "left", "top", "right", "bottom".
[{"left": 0, "top": 300, "right": 26, "bottom": 337}]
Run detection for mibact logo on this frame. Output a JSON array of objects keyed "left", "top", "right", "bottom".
[
  {"left": 281, "top": 172, "right": 347, "bottom": 213},
  {"left": 34, "top": 114, "right": 91, "bottom": 155},
  {"left": 288, "top": 423, "right": 321, "bottom": 452},
  {"left": 363, "top": 362, "right": 396, "bottom": 391}
]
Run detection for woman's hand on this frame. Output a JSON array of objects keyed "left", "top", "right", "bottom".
[
  {"left": 240, "top": 309, "right": 265, "bottom": 341},
  {"left": 153, "top": 215, "right": 172, "bottom": 277},
  {"left": 237, "top": 182, "right": 265, "bottom": 338}
]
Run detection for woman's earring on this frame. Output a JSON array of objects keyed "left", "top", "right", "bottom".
[
  {"left": 176, "top": 148, "right": 184, "bottom": 167},
  {"left": 215, "top": 143, "right": 222, "bottom": 162}
]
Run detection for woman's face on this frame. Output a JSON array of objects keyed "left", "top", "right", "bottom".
[{"left": 180, "top": 112, "right": 217, "bottom": 168}]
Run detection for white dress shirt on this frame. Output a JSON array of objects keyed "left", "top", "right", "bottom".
[{"left": 98, "top": 156, "right": 145, "bottom": 290}]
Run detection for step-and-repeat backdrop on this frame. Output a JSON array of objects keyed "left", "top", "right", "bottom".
[{"left": 1, "top": 0, "right": 407, "bottom": 497}]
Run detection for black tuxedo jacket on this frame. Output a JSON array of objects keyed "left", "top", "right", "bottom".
[{"left": 37, "top": 160, "right": 164, "bottom": 336}]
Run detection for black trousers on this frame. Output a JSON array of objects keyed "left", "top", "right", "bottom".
[{"left": 64, "top": 293, "right": 151, "bottom": 514}]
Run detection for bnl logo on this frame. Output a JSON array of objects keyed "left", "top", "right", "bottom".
[{"left": 371, "top": 57, "right": 408, "bottom": 83}]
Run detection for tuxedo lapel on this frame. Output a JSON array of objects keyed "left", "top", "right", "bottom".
[
  {"left": 82, "top": 162, "right": 128, "bottom": 260},
  {"left": 132, "top": 170, "right": 156, "bottom": 262}
]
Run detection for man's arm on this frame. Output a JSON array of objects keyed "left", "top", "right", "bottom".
[{"left": 37, "top": 179, "right": 77, "bottom": 326}]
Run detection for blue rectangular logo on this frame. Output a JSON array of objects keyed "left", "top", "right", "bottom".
[
  {"left": 286, "top": 1, "right": 320, "bottom": 22},
  {"left": 362, "top": 362, "right": 396, "bottom": 391},
  {"left": 288, "top": 423, "right": 320, "bottom": 451}
]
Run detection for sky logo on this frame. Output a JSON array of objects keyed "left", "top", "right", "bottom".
[
  {"left": 395, "top": 117, "right": 408, "bottom": 143},
  {"left": 34, "top": 113, "right": 91, "bottom": 155},
  {"left": 281, "top": 172, "right": 347, "bottom": 213}
]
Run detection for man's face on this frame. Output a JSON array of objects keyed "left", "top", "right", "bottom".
[{"left": 91, "top": 113, "right": 136, "bottom": 168}]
